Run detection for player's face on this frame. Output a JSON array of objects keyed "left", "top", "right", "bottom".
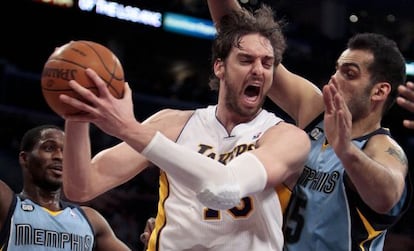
[
  {"left": 329, "top": 49, "right": 374, "bottom": 121},
  {"left": 219, "top": 33, "right": 275, "bottom": 118},
  {"left": 23, "top": 129, "right": 64, "bottom": 191}
]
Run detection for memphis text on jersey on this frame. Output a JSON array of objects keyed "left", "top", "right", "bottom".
[{"left": 13, "top": 223, "right": 93, "bottom": 250}]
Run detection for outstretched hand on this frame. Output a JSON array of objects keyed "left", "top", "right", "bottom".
[
  {"left": 59, "top": 68, "right": 137, "bottom": 138},
  {"left": 397, "top": 81, "right": 414, "bottom": 129},
  {"left": 322, "top": 83, "right": 353, "bottom": 156}
]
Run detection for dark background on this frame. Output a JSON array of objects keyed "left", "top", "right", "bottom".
[{"left": 0, "top": 0, "right": 413, "bottom": 250}]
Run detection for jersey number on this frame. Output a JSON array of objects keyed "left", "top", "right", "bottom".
[
  {"left": 284, "top": 188, "right": 307, "bottom": 243},
  {"left": 203, "top": 197, "right": 253, "bottom": 220}
]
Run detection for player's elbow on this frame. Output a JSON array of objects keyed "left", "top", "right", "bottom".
[
  {"left": 371, "top": 197, "right": 399, "bottom": 214},
  {"left": 371, "top": 186, "right": 406, "bottom": 214}
]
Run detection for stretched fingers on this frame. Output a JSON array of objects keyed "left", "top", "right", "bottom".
[
  {"left": 59, "top": 69, "right": 108, "bottom": 118},
  {"left": 397, "top": 82, "right": 414, "bottom": 129},
  {"left": 84, "top": 68, "right": 113, "bottom": 99},
  {"left": 59, "top": 79, "right": 97, "bottom": 117},
  {"left": 397, "top": 82, "right": 414, "bottom": 113},
  {"left": 322, "top": 84, "right": 336, "bottom": 114}
]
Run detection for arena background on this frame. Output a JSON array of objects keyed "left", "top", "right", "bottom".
[{"left": 0, "top": 0, "right": 413, "bottom": 250}]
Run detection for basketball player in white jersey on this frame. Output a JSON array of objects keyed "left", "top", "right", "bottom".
[
  {"left": 0, "top": 125, "right": 131, "bottom": 251},
  {"left": 207, "top": 1, "right": 411, "bottom": 251},
  {"left": 60, "top": 5, "right": 310, "bottom": 251}
]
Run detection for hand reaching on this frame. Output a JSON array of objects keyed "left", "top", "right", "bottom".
[
  {"left": 59, "top": 68, "right": 137, "bottom": 139},
  {"left": 322, "top": 83, "right": 353, "bottom": 157},
  {"left": 397, "top": 81, "right": 414, "bottom": 129}
]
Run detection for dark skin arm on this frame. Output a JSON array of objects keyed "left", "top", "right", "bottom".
[
  {"left": 0, "top": 180, "right": 14, "bottom": 231},
  {"left": 82, "top": 206, "right": 131, "bottom": 251}
]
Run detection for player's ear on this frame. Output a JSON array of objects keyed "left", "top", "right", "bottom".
[
  {"left": 214, "top": 58, "right": 224, "bottom": 79},
  {"left": 19, "top": 151, "right": 28, "bottom": 167},
  {"left": 372, "top": 82, "right": 391, "bottom": 101}
]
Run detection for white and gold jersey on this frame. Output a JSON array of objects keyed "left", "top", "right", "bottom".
[{"left": 148, "top": 105, "right": 284, "bottom": 251}]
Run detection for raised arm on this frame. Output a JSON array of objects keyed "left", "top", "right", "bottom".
[
  {"left": 207, "top": 0, "right": 324, "bottom": 129},
  {"left": 63, "top": 121, "right": 149, "bottom": 202},
  {"left": 323, "top": 83, "right": 408, "bottom": 213},
  {"left": 62, "top": 70, "right": 193, "bottom": 202},
  {"left": 268, "top": 64, "right": 324, "bottom": 128},
  {"left": 207, "top": 0, "right": 241, "bottom": 26}
]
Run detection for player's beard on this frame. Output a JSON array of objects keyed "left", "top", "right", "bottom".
[
  {"left": 347, "top": 84, "right": 372, "bottom": 122},
  {"left": 40, "top": 180, "right": 61, "bottom": 192},
  {"left": 222, "top": 77, "right": 264, "bottom": 119}
]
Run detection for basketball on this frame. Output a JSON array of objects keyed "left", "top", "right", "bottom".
[{"left": 41, "top": 40, "right": 125, "bottom": 116}]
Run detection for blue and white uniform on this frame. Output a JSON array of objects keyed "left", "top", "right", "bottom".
[
  {"left": 148, "top": 105, "right": 285, "bottom": 251},
  {"left": 0, "top": 195, "right": 95, "bottom": 251},
  {"left": 283, "top": 114, "right": 412, "bottom": 251}
]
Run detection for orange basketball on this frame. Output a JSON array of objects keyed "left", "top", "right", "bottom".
[{"left": 41, "top": 40, "right": 124, "bottom": 116}]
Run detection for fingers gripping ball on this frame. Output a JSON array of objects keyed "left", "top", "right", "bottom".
[{"left": 41, "top": 40, "right": 125, "bottom": 116}]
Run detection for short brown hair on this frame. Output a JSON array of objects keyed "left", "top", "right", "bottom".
[{"left": 208, "top": 4, "right": 286, "bottom": 90}]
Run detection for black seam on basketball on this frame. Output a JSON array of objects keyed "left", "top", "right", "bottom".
[
  {"left": 79, "top": 41, "right": 124, "bottom": 98},
  {"left": 45, "top": 57, "right": 123, "bottom": 97},
  {"left": 42, "top": 40, "right": 124, "bottom": 114},
  {"left": 47, "top": 57, "right": 87, "bottom": 70},
  {"left": 109, "top": 59, "right": 123, "bottom": 98},
  {"left": 80, "top": 41, "right": 117, "bottom": 77},
  {"left": 42, "top": 86, "right": 99, "bottom": 92}
]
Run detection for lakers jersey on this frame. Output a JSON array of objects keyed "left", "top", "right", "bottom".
[
  {"left": 147, "top": 105, "right": 285, "bottom": 251},
  {"left": 0, "top": 196, "right": 95, "bottom": 251},
  {"left": 283, "top": 115, "right": 411, "bottom": 251}
]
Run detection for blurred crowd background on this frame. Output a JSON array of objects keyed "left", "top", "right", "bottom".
[{"left": 0, "top": 0, "right": 413, "bottom": 250}]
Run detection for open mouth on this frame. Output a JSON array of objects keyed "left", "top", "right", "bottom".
[
  {"left": 49, "top": 164, "right": 63, "bottom": 174},
  {"left": 244, "top": 85, "right": 260, "bottom": 102},
  {"left": 49, "top": 168, "right": 63, "bottom": 177}
]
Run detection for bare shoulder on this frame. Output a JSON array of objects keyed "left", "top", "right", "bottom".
[
  {"left": 143, "top": 109, "right": 195, "bottom": 140},
  {"left": 261, "top": 121, "right": 308, "bottom": 142},
  {"left": 257, "top": 121, "right": 309, "bottom": 151},
  {"left": 80, "top": 206, "right": 111, "bottom": 231},
  {"left": 80, "top": 206, "right": 102, "bottom": 223},
  {"left": 365, "top": 133, "right": 408, "bottom": 168}
]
